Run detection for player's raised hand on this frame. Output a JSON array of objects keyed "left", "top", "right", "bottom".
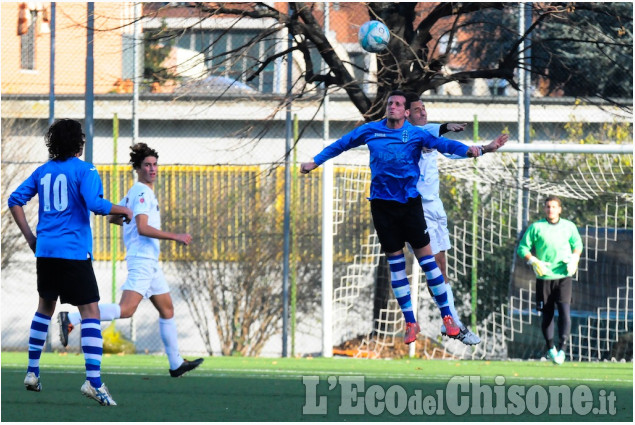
[
  {"left": 485, "top": 134, "right": 509, "bottom": 152},
  {"left": 300, "top": 162, "right": 318, "bottom": 174},
  {"left": 447, "top": 123, "right": 467, "bottom": 132}
]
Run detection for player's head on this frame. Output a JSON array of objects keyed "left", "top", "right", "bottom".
[
  {"left": 544, "top": 195, "right": 562, "bottom": 223},
  {"left": 45, "top": 119, "right": 85, "bottom": 160},
  {"left": 386, "top": 90, "right": 410, "bottom": 122},
  {"left": 130, "top": 143, "right": 159, "bottom": 184},
  {"left": 405, "top": 92, "right": 427, "bottom": 126}
]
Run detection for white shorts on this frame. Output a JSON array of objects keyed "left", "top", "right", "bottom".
[
  {"left": 121, "top": 257, "right": 170, "bottom": 299},
  {"left": 422, "top": 198, "right": 451, "bottom": 255}
]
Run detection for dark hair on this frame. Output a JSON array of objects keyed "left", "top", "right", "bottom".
[
  {"left": 129, "top": 143, "right": 159, "bottom": 169},
  {"left": 545, "top": 195, "right": 562, "bottom": 206},
  {"left": 404, "top": 92, "right": 422, "bottom": 109},
  {"left": 388, "top": 89, "right": 410, "bottom": 107},
  {"left": 45, "top": 119, "right": 85, "bottom": 160}
]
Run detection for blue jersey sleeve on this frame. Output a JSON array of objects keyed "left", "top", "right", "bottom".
[
  {"left": 314, "top": 124, "right": 370, "bottom": 166},
  {"left": 8, "top": 171, "right": 38, "bottom": 208},
  {"left": 418, "top": 128, "right": 470, "bottom": 157},
  {"left": 80, "top": 166, "right": 112, "bottom": 215}
]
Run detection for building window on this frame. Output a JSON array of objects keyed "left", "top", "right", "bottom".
[
  {"left": 171, "top": 29, "right": 276, "bottom": 93},
  {"left": 349, "top": 52, "right": 366, "bottom": 83},
  {"left": 20, "top": 11, "right": 36, "bottom": 70},
  {"left": 489, "top": 79, "right": 509, "bottom": 96}
]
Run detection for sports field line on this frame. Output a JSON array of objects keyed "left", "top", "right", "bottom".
[{"left": 3, "top": 362, "right": 632, "bottom": 383}]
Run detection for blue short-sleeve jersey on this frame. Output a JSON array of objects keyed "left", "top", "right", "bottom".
[
  {"left": 314, "top": 119, "right": 469, "bottom": 203},
  {"left": 8, "top": 157, "right": 113, "bottom": 260}
]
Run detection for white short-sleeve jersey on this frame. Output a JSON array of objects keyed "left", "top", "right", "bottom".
[
  {"left": 417, "top": 123, "right": 442, "bottom": 202},
  {"left": 119, "top": 181, "right": 161, "bottom": 260}
]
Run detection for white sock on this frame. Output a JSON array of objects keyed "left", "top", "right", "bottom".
[
  {"left": 445, "top": 284, "right": 465, "bottom": 328},
  {"left": 69, "top": 304, "right": 121, "bottom": 326},
  {"left": 159, "top": 317, "right": 184, "bottom": 370}
]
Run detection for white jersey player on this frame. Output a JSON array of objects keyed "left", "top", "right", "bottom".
[
  {"left": 407, "top": 93, "right": 507, "bottom": 345},
  {"left": 59, "top": 143, "right": 203, "bottom": 377}
]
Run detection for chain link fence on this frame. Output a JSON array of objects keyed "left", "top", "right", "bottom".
[{"left": 2, "top": 2, "right": 632, "bottom": 358}]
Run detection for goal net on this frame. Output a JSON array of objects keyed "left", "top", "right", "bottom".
[{"left": 328, "top": 147, "right": 633, "bottom": 361}]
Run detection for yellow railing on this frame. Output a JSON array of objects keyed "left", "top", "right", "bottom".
[{"left": 93, "top": 164, "right": 372, "bottom": 263}]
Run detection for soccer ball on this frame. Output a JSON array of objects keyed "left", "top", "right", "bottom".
[{"left": 358, "top": 20, "right": 390, "bottom": 53}]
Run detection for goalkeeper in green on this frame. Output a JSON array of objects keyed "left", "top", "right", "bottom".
[{"left": 517, "top": 195, "right": 583, "bottom": 365}]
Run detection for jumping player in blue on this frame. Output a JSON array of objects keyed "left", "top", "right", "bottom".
[
  {"left": 8, "top": 119, "right": 133, "bottom": 406},
  {"left": 301, "top": 90, "right": 508, "bottom": 345}
]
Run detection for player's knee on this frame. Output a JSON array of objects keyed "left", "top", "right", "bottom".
[{"left": 159, "top": 306, "right": 174, "bottom": 319}]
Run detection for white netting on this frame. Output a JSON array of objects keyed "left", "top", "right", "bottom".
[{"left": 330, "top": 150, "right": 633, "bottom": 361}]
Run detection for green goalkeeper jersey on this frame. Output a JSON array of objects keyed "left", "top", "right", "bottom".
[{"left": 517, "top": 218, "right": 583, "bottom": 280}]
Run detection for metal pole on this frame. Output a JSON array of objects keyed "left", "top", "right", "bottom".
[
  {"left": 291, "top": 113, "right": 299, "bottom": 357},
  {"left": 112, "top": 114, "right": 119, "bottom": 304},
  {"left": 129, "top": 2, "right": 142, "bottom": 344},
  {"left": 84, "top": 2, "right": 94, "bottom": 164},
  {"left": 516, "top": 3, "right": 525, "bottom": 237},
  {"left": 522, "top": 3, "right": 532, "bottom": 230},
  {"left": 471, "top": 115, "right": 479, "bottom": 330},
  {"left": 48, "top": 2, "right": 55, "bottom": 126},
  {"left": 132, "top": 2, "right": 141, "bottom": 145},
  {"left": 281, "top": 4, "right": 293, "bottom": 358},
  {"left": 45, "top": 3, "right": 55, "bottom": 351},
  {"left": 321, "top": 2, "right": 334, "bottom": 358}
]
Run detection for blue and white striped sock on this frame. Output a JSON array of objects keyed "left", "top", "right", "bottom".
[
  {"left": 445, "top": 283, "right": 464, "bottom": 328},
  {"left": 419, "top": 255, "right": 452, "bottom": 318},
  {"left": 81, "top": 318, "right": 103, "bottom": 388},
  {"left": 387, "top": 254, "right": 416, "bottom": 323},
  {"left": 27, "top": 312, "right": 51, "bottom": 377}
]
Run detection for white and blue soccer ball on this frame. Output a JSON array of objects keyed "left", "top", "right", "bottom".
[{"left": 358, "top": 20, "right": 390, "bottom": 53}]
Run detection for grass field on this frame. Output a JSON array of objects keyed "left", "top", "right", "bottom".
[{"left": 1, "top": 352, "right": 632, "bottom": 422}]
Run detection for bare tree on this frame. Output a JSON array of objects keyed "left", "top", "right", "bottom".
[
  {"left": 142, "top": 2, "right": 632, "bottom": 119},
  {"left": 1, "top": 119, "right": 46, "bottom": 269},
  {"left": 170, "top": 171, "right": 321, "bottom": 356}
]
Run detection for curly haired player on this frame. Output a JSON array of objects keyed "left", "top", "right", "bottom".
[
  {"left": 59, "top": 143, "right": 203, "bottom": 378},
  {"left": 9, "top": 119, "right": 132, "bottom": 405}
]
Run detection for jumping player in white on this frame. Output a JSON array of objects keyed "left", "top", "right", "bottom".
[
  {"left": 59, "top": 143, "right": 203, "bottom": 378},
  {"left": 405, "top": 92, "right": 508, "bottom": 345},
  {"left": 301, "top": 90, "right": 508, "bottom": 345}
]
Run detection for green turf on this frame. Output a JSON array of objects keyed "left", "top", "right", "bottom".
[{"left": 2, "top": 352, "right": 632, "bottom": 421}]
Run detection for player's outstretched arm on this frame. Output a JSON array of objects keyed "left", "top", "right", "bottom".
[
  {"left": 109, "top": 204, "right": 133, "bottom": 224},
  {"left": 108, "top": 215, "right": 125, "bottom": 226},
  {"left": 135, "top": 214, "right": 192, "bottom": 245},
  {"left": 300, "top": 161, "right": 318, "bottom": 174},
  {"left": 446, "top": 123, "right": 467, "bottom": 132},
  {"left": 483, "top": 134, "right": 509, "bottom": 153}
]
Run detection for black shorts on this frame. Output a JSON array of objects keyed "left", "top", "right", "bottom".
[
  {"left": 370, "top": 196, "right": 430, "bottom": 253},
  {"left": 536, "top": 277, "right": 572, "bottom": 311},
  {"left": 37, "top": 258, "right": 100, "bottom": 306}
]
